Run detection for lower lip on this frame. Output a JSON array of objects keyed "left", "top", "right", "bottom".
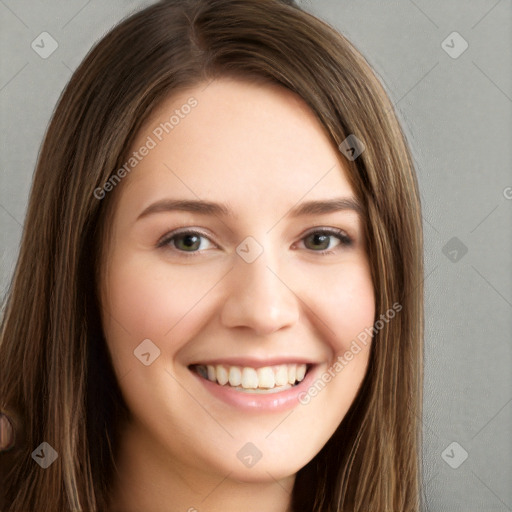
[{"left": 189, "top": 364, "right": 320, "bottom": 412}]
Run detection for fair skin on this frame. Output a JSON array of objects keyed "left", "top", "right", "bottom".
[{"left": 101, "top": 77, "right": 375, "bottom": 512}]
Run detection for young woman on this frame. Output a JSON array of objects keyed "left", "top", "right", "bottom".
[{"left": 0, "top": 0, "right": 424, "bottom": 510}]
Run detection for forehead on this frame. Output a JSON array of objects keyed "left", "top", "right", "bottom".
[{"left": 119, "top": 77, "right": 356, "bottom": 217}]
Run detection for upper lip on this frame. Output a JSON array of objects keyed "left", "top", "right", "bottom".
[{"left": 189, "top": 357, "right": 319, "bottom": 369}]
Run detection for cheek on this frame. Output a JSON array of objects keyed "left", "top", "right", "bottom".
[
  {"left": 300, "top": 258, "right": 376, "bottom": 355},
  {"left": 100, "top": 253, "right": 224, "bottom": 370},
  {"left": 292, "top": 261, "right": 375, "bottom": 439}
]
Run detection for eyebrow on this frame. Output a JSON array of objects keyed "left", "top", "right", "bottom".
[{"left": 136, "top": 196, "right": 363, "bottom": 220}]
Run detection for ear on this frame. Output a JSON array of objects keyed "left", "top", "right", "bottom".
[{"left": 0, "top": 412, "right": 15, "bottom": 451}]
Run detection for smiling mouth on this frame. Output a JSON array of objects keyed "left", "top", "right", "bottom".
[{"left": 189, "top": 363, "right": 312, "bottom": 394}]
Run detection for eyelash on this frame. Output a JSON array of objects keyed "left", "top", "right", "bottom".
[{"left": 156, "top": 227, "right": 353, "bottom": 257}]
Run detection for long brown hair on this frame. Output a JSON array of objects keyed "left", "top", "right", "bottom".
[{"left": 0, "top": 0, "right": 424, "bottom": 510}]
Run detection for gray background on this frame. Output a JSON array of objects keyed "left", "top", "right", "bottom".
[{"left": 1, "top": 0, "right": 511, "bottom": 510}]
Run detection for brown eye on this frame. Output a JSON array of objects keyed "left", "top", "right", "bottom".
[
  {"left": 301, "top": 228, "right": 353, "bottom": 254},
  {"left": 173, "top": 233, "right": 202, "bottom": 251},
  {"left": 157, "top": 229, "right": 215, "bottom": 255}
]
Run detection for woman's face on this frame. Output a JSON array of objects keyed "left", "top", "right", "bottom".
[{"left": 100, "top": 77, "right": 375, "bottom": 484}]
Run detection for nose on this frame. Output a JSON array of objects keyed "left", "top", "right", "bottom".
[{"left": 220, "top": 249, "right": 300, "bottom": 336}]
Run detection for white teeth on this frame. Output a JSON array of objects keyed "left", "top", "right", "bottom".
[
  {"left": 287, "top": 365, "right": 296, "bottom": 385},
  {"left": 241, "top": 367, "right": 259, "bottom": 389},
  {"left": 228, "top": 366, "right": 241, "bottom": 387},
  {"left": 274, "top": 365, "right": 288, "bottom": 386},
  {"left": 296, "top": 364, "right": 306, "bottom": 381},
  {"left": 257, "top": 367, "right": 275, "bottom": 388},
  {"left": 216, "top": 365, "right": 229, "bottom": 385},
  {"left": 195, "top": 362, "right": 309, "bottom": 390}
]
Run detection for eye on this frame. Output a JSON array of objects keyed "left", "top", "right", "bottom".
[
  {"left": 157, "top": 227, "right": 353, "bottom": 257},
  {"left": 298, "top": 228, "right": 353, "bottom": 255},
  {"left": 157, "top": 229, "right": 215, "bottom": 255}
]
